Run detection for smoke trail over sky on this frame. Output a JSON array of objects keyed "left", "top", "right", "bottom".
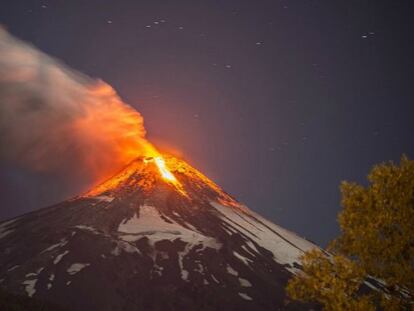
[{"left": 0, "top": 28, "right": 157, "bottom": 185}]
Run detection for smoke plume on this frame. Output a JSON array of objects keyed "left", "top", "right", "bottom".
[{"left": 0, "top": 28, "right": 157, "bottom": 184}]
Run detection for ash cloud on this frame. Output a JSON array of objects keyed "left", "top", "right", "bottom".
[{"left": 0, "top": 28, "right": 155, "bottom": 186}]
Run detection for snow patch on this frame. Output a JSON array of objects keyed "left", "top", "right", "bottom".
[
  {"left": 178, "top": 244, "right": 191, "bottom": 281},
  {"left": 194, "top": 263, "right": 204, "bottom": 273},
  {"left": 0, "top": 228, "right": 14, "bottom": 239},
  {"left": 25, "top": 272, "right": 37, "bottom": 277},
  {"left": 211, "top": 201, "right": 317, "bottom": 270},
  {"left": 41, "top": 238, "right": 68, "bottom": 253},
  {"left": 364, "top": 280, "right": 379, "bottom": 291},
  {"left": 181, "top": 270, "right": 189, "bottom": 280},
  {"left": 53, "top": 250, "right": 69, "bottom": 264},
  {"left": 94, "top": 195, "right": 114, "bottom": 202},
  {"left": 181, "top": 221, "right": 198, "bottom": 232},
  {"left": 67, "top": 263, "right": 90, "bottom": 275},
  {"left": 241, "top": 244, "right": 258, "bottom": 257},
  {"left": 227, "top": 265, "right": 238, "bottom": 276},
  {"left": 111, "top": 241, "right": 140, "bottom": 256},
  {"left": 221, "top": 224, "right": 236, "bottom": 235},
  {"left": 118, "top": 234, "right": 145, "bottom": 242},
  {"left": 233, "top": 251, "right": 252, "bottom": 266},
  {"left": 0, "top": 218, "right": 18, "bottom": 239},
  {"left": 7, "top": 265, "right": 19, "bottom": 272},
  {"left": 226, "top": 265, "right": 252, "bottom": 287},
  {"left": 25, "top": 267, "right": 44, "bottom": 279},
  {"left": 239, "top": 278, "right": 252, "bottom": 287},
  {"left": 285, "top": 264, "right": 300, "bottom": 274},
  {"left": 118, "top": 205, "right": 221, "bottom": 250},
  {"left": 238, "top": 292, "right": 252, "bottom": 301},
  {"left": 22, "top": 279, "right": 37, "bottom": 297},
  {"left": 151, "top": 264, "right": 163, "bottom": 277},
  {"left": 245, "top": 240, "right": 260, "bottom": 253},
  {"left": 75, "top": 225, "right": 100, "bottom": 234}
]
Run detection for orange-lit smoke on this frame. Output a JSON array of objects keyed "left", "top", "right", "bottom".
[
  {"left": 69, "top": 82, "right": 160, "bottom": 180},
  {"left": 0, "top": 28, "right": 158, "bottom": 184}
]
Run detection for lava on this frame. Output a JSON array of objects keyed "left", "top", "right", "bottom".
[
  {"left": 151, "top": 156, "right": 187, "bottom": 196},
  {"left": 86, "top": 154, "right": 188, "bottom": 197},
  {"left": 84, "top": 149, "right": 241, "bottom": 204},
  {"left": 154, "top": 156, "right": 177, "bottom": 182}
]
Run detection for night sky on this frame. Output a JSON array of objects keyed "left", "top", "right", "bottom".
[{"left": 1, "top": 1, "right": 413, "bottom": 246}]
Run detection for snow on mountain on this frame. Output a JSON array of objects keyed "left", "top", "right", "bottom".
[{"left": 0, "top": 156, "right": 319, "bottom": 310}]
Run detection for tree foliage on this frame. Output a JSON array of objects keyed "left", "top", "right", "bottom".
[
  {"left": 287, "top": 249, "right": 375, "bottom": 311},
  {"left": 287, "top": 156, "right": 414, "bottom": 310}
]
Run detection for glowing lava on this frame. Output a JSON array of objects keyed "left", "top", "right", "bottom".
[
  {"left": 84, "top": 154, "right": 240, "bottom": 203},
  {"left": 154, "top": 156, "right": 177, "bottom": 182},
  {"left": 153, "top": 156, "right": 188, "bottom": 196}
]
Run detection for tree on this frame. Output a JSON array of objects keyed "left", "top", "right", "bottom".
[{"left": 287, "top": 156, "right": 414, "bottom": 310}]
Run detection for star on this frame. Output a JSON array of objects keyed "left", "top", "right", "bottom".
[{"left": 361, "top": 32, "right": 375, "bottom": 39}]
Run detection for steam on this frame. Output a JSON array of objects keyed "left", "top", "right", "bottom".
[{"left": 0, "top": 28, "right": 157, "bottom": 184}]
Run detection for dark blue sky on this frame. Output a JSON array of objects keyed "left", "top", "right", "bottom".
[{"left": 1, "top": 1, "right": 413, "bottom": 246}]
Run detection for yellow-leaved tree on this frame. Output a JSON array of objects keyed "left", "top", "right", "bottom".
[{"left": 287, "top": 156, "right": 414, "bottom": 310}]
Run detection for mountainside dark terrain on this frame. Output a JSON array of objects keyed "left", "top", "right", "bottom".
[{"left": 0, "top": 156, "right": 319, "bottom": 310}]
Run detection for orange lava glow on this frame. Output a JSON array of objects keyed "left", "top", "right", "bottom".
[
  {"left": 146, "top": 155, "right": 188, "bottom": 197},
  {"left": 154, "top": 156, "right": 177, "bottom": 182},
  {"left": 85, "top": 153, "right": 188, "bottom": 197}
]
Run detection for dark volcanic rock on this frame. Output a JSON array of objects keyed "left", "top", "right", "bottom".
[{"left": 0, "top": 156, "right": 319, "bottom": 310}]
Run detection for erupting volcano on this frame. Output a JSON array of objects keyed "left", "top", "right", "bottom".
[
  {"left": 0, "top": 29, "right": 320, "bottom": 311},
  {"left": 0, "top": 154, "right": 319, "bottom": 310}
]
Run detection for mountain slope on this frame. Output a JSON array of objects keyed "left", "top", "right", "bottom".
[{"left": 0, "top": 156, "right": 319, "bottom": 310}]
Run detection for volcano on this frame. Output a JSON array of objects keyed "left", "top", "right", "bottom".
[{"left": 0, "top": 156, "right": 319, "bottom": 310}]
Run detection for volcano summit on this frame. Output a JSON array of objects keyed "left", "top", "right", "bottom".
[{"left": 0, "top": 156, "right": 318, "bottom": 310}]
